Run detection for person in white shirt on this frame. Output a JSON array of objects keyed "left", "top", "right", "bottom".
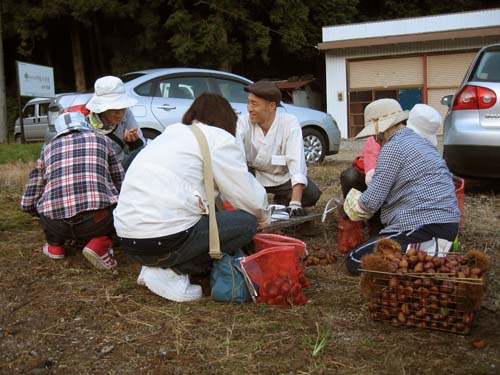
[
  {"left": 114, "top": 93, "right": 270, "bottom": 303},
  {"left": 236, "top": 80, "right": 322, "bottom": 216}
]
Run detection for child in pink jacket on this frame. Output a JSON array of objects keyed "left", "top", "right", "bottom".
[{"left": 340, "top": 136, "right": 382, "bottom": 235}]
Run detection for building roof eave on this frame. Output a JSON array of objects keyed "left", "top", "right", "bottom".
[{"left": 317, "top": 26, "right": 500, "bottom": 51}]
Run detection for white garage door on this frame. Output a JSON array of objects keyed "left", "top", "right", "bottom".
[
  {"left": 427, "top": 52, "right": 477, "bottom": 121},
  {"left": 349, "top": 56, "right": 423, "bottom": 89}
]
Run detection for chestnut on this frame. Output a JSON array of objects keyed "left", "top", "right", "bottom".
[
  {"left": 389, "top": 277, "right": 399, "bottom": 288},
  {"left": 418, "top": 287, "right": 430, "bottom": 299},
  {"left": 414, "top": 262, "right": 424, "bottom": 273}
]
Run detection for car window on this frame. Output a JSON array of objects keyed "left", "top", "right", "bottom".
[
  {"left": 39, "top": 103, "right": 49, "bottom": 117},
  {"left": 135, "top": 81, "right": 154, "bottom": 96},
  {"left": 23, "top": 104, "right": 36, "bottom": 118},
  {"left": 214, "top": 78, "right": 248, "bottom": 103},
  {"left": 471, "top": 50, "right": 500, "bottom": 82},
  {"left": 154, "top": 77, "right": 210, "bottom": 99}
]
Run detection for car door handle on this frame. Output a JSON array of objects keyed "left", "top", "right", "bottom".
[{"left": 157, "top": 104, "right": 176, "bottom": 110}]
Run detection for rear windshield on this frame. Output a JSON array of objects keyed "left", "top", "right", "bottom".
[
  {"left": 471, "top": 50, "right": 500, "bottom": 83},
  {"left": 121, "top": 73, "right": 146, "bottom": 83}
]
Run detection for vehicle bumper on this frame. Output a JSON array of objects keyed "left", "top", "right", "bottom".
[{"left": 443, "top": 145, "right": 500, "bottom": 178}]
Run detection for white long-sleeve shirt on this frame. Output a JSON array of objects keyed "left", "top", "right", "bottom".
[
  {"left": 236, "top": 112, "right": 308, "bottom": 188},
  {"left": 113, "top": 122, "right": 270, "bottom": 239}
]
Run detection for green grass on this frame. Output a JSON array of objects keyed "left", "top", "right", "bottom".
[{"left": 0, "top": 143, "right": 43, "bottom": 164}]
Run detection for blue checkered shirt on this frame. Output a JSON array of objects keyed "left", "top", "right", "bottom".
[
  {"left": 21, "top": 131, "right": 124, "bottom": 220},
  {"left": 360, "top": 128, "right": 460, "bottom": 234}
]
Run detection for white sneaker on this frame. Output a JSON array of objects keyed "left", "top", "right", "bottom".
[
  {"left": 137, "top": 266, "right": 146, "bottom": 286},
  {"left": 142, "top": 267, "right": 202, "bottom": 302}
]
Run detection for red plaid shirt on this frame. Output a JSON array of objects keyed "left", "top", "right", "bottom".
[{"left": 21, "top": 131, "right": 124, "bottom": 219}]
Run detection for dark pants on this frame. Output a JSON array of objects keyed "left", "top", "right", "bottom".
[
  {"left": 345, "top": 222, "right": 460, "bottom": 275},
  {"left": 340, "top": 167, "right": 382, "bottom": 236},
  {"left": 122, "top": 145, "right": 145, "bottom": 172},
  {"left": 266, "top": 176, "right": 322, "bottom": 207},
  {"left": 39, "top": 207, "right": 115, "bottom": 246},
  {"left": 121, "top": 210, "right": 257, "bottom": 275}
]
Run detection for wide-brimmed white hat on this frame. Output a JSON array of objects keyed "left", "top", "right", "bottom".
[
  {"left": 407, "top": 104, "right": 441, "bottom": 147},
  {"left": 85, "top": 76, "right": 137, "bottom": 113},
  {"left": 54, "top": 112, "right": 91, "bottom": 138},
  {"left": 355, "top": 98, "right": 409, "bottom": 139}
]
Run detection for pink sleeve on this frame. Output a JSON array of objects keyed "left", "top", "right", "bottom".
[{"left": 360, "top": 136, "right": 381, "bottom": 173}]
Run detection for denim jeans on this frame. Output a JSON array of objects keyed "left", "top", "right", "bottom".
[
  {"left": 39, "top": 207, "right": 115, "bottom": 246},
  {"left": 122, "top": 210, "right": 257, "bottom": 275},
  {"left": 345, "top": 222, "right": 460, "bottom": 275}
]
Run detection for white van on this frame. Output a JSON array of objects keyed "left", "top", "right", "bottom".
[{"left": 14, "top": 98, "right": 52, "bottom": 143}]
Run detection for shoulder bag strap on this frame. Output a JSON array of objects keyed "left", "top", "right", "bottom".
[{"left": 189, "top": 124, "right": 222, "bottom": 259}]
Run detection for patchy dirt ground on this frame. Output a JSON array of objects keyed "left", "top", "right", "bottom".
[{"left": 1, "top": 161, "right": 499, "bottom": 375}]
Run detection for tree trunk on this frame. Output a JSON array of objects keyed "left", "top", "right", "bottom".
[
  {"left": 92, "top": 15, "right": 107, "bottom": 76},
  {"left": 71, "top": 22, "right": 87, "bottom": 92},
  {"left": 0, "top": 8, "right": 8, "bottom": 143}
]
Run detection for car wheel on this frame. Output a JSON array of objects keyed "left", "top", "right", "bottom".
[
  {"left": 142, "top": 129, "right": 161, "bottom": 144},
  {"left": 302, "top": 128, "right": 326, "bottom": 163},
  {"left": 14, "top": 134, "right": 22, "bottom": 144}
]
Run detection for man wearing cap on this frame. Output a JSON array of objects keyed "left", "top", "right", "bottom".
[
  {"left": 236, "top": 80, "right": 321, "bottom": 216},
  {"left": 21, "top": 112, "right": 123, "bottom": 270},
  {"left": 343, "top": 98, "right": 460, "bottom": 275},
  {"left": 86, "top": 76, "right": 146, "bottom": 170}
]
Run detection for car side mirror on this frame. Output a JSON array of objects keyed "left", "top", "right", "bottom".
[{"left": 441, "top": 95, "right": 453, "bottom": 107}]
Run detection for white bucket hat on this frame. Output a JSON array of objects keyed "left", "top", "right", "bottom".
[
  {"left": 54, "top": 112, "right": 91, "bottom": 138},
  {"left": 85, "top": 76, "right": 137, "bottom": 114},
  {"left": 355, "top": 98, "right": 409, "bottom": 139},
  {"left": 407, "top": 104, "right": 441, "bottom": 147}
]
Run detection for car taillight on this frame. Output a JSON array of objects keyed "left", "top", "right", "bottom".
[
  {"left": 452, "top": 85, "right": 497, "bottom": 110},
  {"left": 62, "top": 104, "right": 90, "bottom": 116}
]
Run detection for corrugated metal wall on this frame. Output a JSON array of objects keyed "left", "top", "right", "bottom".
[
  {"left": 427, "top": 52, "right": 477, "bottom": 120},
  {"left": 349, "top": 57, "right": 423, "bottom": 89}
]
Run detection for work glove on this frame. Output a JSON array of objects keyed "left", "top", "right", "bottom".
[
  {"left": 287, "top": 201, "right": 307, "bottom": 217},
  {"left": 343, "top": 188, "right": 373, "bottom": 221}
]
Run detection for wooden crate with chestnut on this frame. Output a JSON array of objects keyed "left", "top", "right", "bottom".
[{"left": 360, "top": 239, "right": 490, "bottom": 335}]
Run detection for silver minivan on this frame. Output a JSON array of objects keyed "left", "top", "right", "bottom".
[{"left": 14, "top": 98, "right": 51, "bottom": 143}]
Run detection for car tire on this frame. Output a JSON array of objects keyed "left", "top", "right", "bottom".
[
  {"left": 14, "top": 134, "right": 22, "bottom": 144},
  {"left": 302, "top": 127, "right": 326, "bottom": 163},
  {"left": 142, "top": 129, "right": 161, "bottom": 143}
]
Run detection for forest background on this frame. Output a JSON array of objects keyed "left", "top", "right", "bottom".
[{"left": 2, "top": 0, "right": 499, "bottom": 134}]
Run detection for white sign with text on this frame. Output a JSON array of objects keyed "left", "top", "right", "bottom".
[{"left": 17, "top": 61, "right": 55, "bottom": 98}]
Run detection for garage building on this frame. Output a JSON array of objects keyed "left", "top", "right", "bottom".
[{"left": 319, "top": 8, "right": 500, "bottom": 138}]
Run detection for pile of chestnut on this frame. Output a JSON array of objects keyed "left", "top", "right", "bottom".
[
  {"left": 365, "top": 249, "right": 487, "bottom": 334},
  {"left": 368, "top": 273, "right": 478, "bottom": 333},
  {"left": 302, "top": 253, "right": 337, "bottom": 266},
  {"left": 257, "top": 274, "right": 308, "bottom": 306},
  {"left": 386, "top": 248, "right": 484, "bottom": 278}
]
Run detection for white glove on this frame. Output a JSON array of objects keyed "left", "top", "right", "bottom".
[
  {"left": 365, "top": 169, "right": 375, "bottom": 185},
  {"left": 343, "top": 188, "right": 373, "bottom": 221},
  {"left": 287, "top": 200, "right": 307, "bottom": 217}
]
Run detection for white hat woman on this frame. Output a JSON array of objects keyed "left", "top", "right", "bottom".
[
  {"left": 86, "top": 76, "right": 145, "bottom": 168},
  {"left": 407, "top": 104, "right": 442, "bottom": 147}
]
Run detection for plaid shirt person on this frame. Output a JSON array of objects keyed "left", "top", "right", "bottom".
[
  {"left": 21, "top": 131, "right": 124, "bottom": 220},
  {"left": 360, "top": 127, "right": 460, "bottom": 233}
]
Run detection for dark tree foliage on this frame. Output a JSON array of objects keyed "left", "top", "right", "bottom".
[{"left": 1, "top": 0, "right": 497, "bottom": 93}]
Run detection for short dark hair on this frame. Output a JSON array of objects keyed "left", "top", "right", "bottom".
[{"left": 182, "top": 93, "right": 237, "bottom": 136}]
